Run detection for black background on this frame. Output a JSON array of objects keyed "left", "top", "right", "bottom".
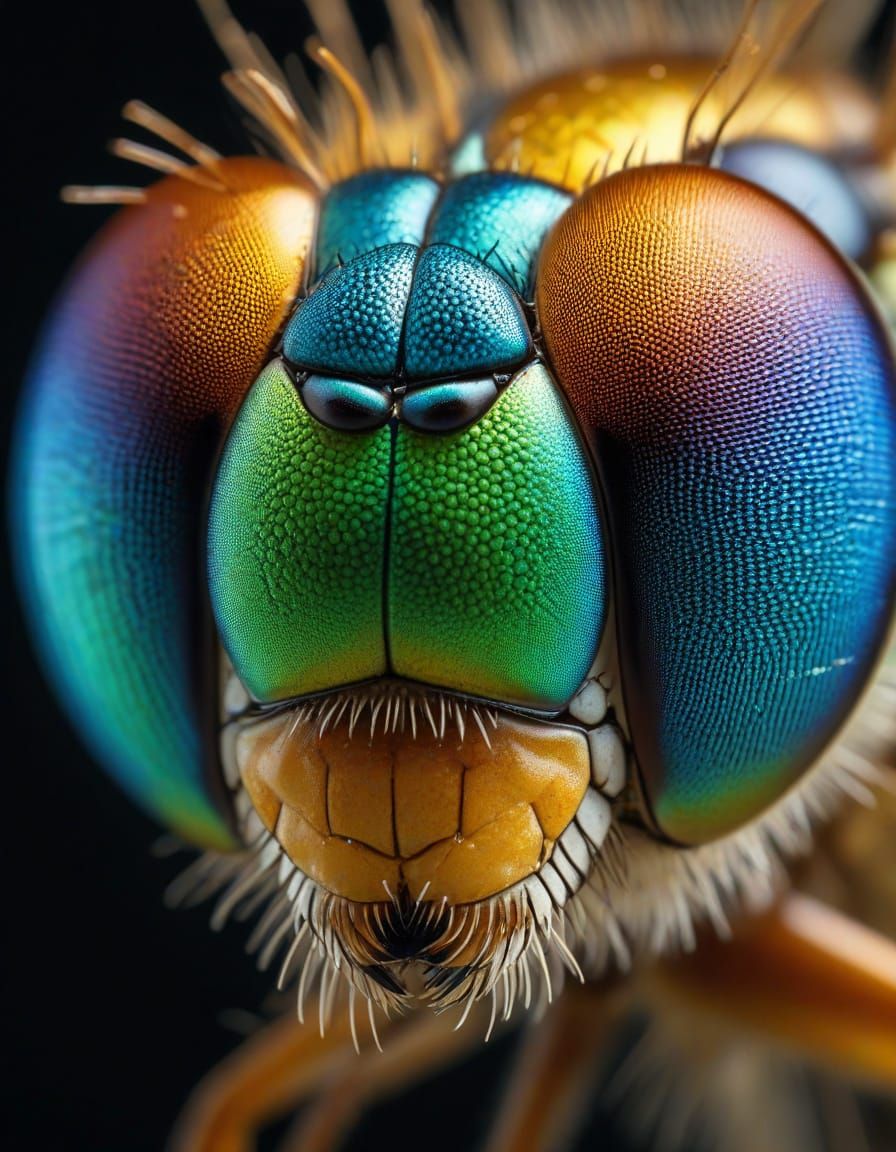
[{"left": 2, "top": 2, "right": 893, "bottom": 1150}]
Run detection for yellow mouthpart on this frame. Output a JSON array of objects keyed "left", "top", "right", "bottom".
[{"left": 236, "top": 708, "right": 590, "bottom": 905}]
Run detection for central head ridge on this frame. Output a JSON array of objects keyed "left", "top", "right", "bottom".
[{"left": 276, "top": 168, "right": 570, "bottom": 433}]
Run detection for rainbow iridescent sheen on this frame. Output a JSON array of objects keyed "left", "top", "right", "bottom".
[
  {"left": 14, "top": 336, "right": 231, "bottom": 847},
  {"left": 13, "top": 163, "right": 599, "bottom": 847},
  {"left": 13, "top": 160, "right": 315, "bottom": 848},
  {"left": 16, "top": 27, "right": 894, "bottom": 885},
  {"left": 538, "top": 164, "right": 896, "bottom": 844}
]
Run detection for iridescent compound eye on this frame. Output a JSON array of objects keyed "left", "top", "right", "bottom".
[
  {"left": 13, "top": 159, "right": 318, "bottom": 847},
  {"left": 537, "top": 163, "right": 896, "bottom": 846}
]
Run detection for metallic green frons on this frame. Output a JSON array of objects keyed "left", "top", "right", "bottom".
[
  {"left": 207, "top": 360, "right": 391, "bottom": 701},
  {"left": 388, "top": 362, "right": 606, "bottom": 710}
]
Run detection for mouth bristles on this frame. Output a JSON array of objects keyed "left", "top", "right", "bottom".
[{"left": 269, "top": 683, "right": 503, "bottom": 746}]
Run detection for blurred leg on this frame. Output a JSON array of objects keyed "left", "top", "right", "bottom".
[
  {"left": 169, "top": 999, "right": 369, "bottom": 1152},
  {"left": 483, "top": 982, "right": 618, "bottom": 1152},
  {"left": 655, "top": 893, "right": 896, "bottom": 1090},
  {"left": 283, "top": 1002, "right": 491, "bottom": 1151}
]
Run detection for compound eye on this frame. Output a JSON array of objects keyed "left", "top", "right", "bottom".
[
  {"left": 15, "top": 159, "right": 317, "bottom": 847},
  {"left": 300, "top": 375, "right": 392, "bottom": 432},
  {"left": 718, "top": 138, "right": 871, "bottom": 259},
  {"left": 537, "top": 163, "right": 896, "bottom": 846},
  {"left": 400, "top": 379, "right": 498, "bottom": 433}
]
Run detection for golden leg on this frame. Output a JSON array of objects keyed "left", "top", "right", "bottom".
[
  {"left": 655, "top": 892, "right": 896, "bottom": 1090},
  {"left": 483, "top": 981, "right": 619, "bottom": 1152},
  {"left": 282, "top": 1001, "right": 491, "bottom": 1152},
  {"left": 169, "top": 997, "right": 376, "bottom": 1152}
]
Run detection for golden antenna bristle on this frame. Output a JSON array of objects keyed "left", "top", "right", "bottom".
[
  {"left": 243, "top": 25, "right": 331, "bottom": 162},
  {"left": 706, "top": 0, "right": 823, "bottom": 159},
  {"left": 683, "top": 0, "right": 823, "bottom": 163},
  {"left": 222, "top": 70, "right": 328, "bottom": 189},
  {"left": 247, "top": 29, "right": 297, "bottom": 94},
  {"left": 371, "top": 44, "right": 410, "bottom": 167},
  {"left": 196, "top": 0, "right": 260, "bottom": 71},
  {"left": 284, "top": 51, "right": 322, "bottom": 120},
  {"left": 121, "top": 101, "right": 222, "bottom": 169},
  {"left": 246, "top": 66, "right": 295, "bottom": 121},
  {"left": 199, "top": 0, "right": 316, "bottom": 136},
  {"left": 304, "top": 0, "right": 373, "bottom": 94},
  {"left": 309, "top": 41, "right": 378, "bottom": 169},
  {"left": 199, "top": 0, "right": 329, "bottom": 187},
  {"left": 108, "top": 139, "right": 227, "bottom": 190},
  {"left": 682, "top": 0, "right": 760, "bottom": 161},
  {"left": 60, "top": 185, "right": 148, "bottom": 206},
  {"left": 385, "top": 0, "right": 461, "bottom": 145},
  {"left": 109, "top": 138, "right": 189, "bottom": 175},
  {"left": 414, "top": 4, "right": 463, "bottom": 144}
]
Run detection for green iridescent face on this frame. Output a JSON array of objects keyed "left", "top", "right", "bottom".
[
  {"left": 207, "top": 358, "right": 607, "bottom": 712},
  {"left": 207, "top": 172, "right": 607, "bottom": 717}
]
